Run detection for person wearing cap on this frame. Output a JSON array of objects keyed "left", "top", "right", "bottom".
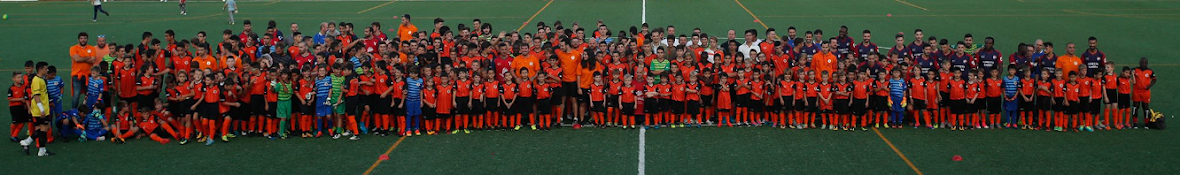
[{"left": 397, "top": 14, "right": 417, "bottom": 42}]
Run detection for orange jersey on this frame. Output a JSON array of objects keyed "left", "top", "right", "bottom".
[
  {"left": 423, "top": 88, "right": 437, "bottom": 106},
  {"left": 556, "top": 49, "right": 584, "bottom": 82},
  {"left": 1037, "top": 81, "right": 1053, "bottom": 96},
  {"left": 966, "top": 83, "right": 981, "bottom": 100},
  {"left": 484, "top": 82, "right": 500, "bottom": 98},
  {"left": 716, "top": 84, "right": 733, "bottom": 109},
  {"left": 1117, "top": 77, "right": 1132, "bottom": 94},
  {"left": 736, "top": 80, "right": 751, "bottom": 95},
  {"left": 671, "top": 83, "right": 687, "bottom": 101},
  {"left": 436, "top": 85, "right": 453, "bottom": 114},
  {"left": 116, "top": 68, "right": 137, "bottom": 98},
  {"left": 948, "top": 80, "right": 966, "bottom": 100},
  {"left": 536, "top": 83, "right": 552, "bottom": 99},
  {"left": 500, "top": 82, "right": 517, "bottom": 100},
  {"left": 910, "top": 79, "right": 927, "bottom": 100},
  {"left": 360, "top": 75, "right": 376, "bottom": 95},
  {"left": 939, "top": 72, "right": 953, "bottom": 92},
  {"left": 455, "top": 80, "right": 472, "bottom": 98},
  {"left": 834, "top": 83, "right": 851, "bottom": 99},
  {"left": 390, "top": 80, "right": 405, "bottom": 99},
  {"left": 686, "top": 83, "right": 700, "bottom": 101},
  {"left": 818, "top": 83, "right": 833, "bottom": 109},
  {"left": 749, "top": 81, "right": 765, "bottom": 101},
  {"left": 518, "top": 81, "right": 534, "bottom": 98},
  {"left": 1090, "top": 77, "right": 1103, "bottom": 99},
  {"left": 779, "top": 80, "right": 796, "bottom": 98},
  {"left": 1051, "top": 79, "right": 1066, "bottom": 98},
  {"left": 136, "top": 76, "right": 156, "bottom": 96},
  {"left": 873, "top": 80, "right": 890, "bottom": 96},
  {"left": 805, "top": 82, "right": 819, "bottom": 98},
  {"left": 1134, "top": 68, "right": 1154, "bottom": 90},
  {"left": 1065, "top": 83, "right": 1080, "bottom": 101},
  {"left": 620, "top": 86, "right": 637, "bottom": 103},
  {"left": 852, "top": 80, "right": 871, "bottom": 99},
  {"left": 657, "top": 84, "right": 672, "bottom": 99},
  {"left": 1077, "top": 78, "right": 1092, "bottom": 97},
  {"left": 590, "top": 84, "right": 606, "bottom": 101},
  {"left": 1020, "top": 79, "right": 1036, "bottom": 96},
  {"left": 985, "top": 78, "right": 1002, "bottom": 98},
  {"left": 608, "top": 81, "right": 623, "bottom": 96}
]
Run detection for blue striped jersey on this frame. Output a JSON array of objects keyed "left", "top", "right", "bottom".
[
  {"left": 888, "top": 78, "right": 907, "bottom": 99},
  {"left": 46, "top": 76, "right": 63, "bottom": 101},
  {"left": 86, "top": 77, "right": 105, "bottom": 106},
  {"left": 405, "top": 78, "right": 423, "bottom": 103},
  {"left": 1003, "top": 76, "right": 1020, "bottom": 97}
]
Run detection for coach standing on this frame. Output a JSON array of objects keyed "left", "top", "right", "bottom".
[{"left": 70, "top": 32, "right": 97, "bottom": 110}]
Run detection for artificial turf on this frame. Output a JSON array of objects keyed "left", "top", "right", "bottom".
[{"left": 1, "top": 0, "right": 1179, "bottom": 174}]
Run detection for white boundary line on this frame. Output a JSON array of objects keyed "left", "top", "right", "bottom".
[
  {"left": 641, "top": 0, "right": 646, "bottom": 23},
  {"left": 637, "top": 127, "right": 646, "bottom": 175}
]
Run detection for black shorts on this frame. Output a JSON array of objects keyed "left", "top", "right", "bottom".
[
  {"left": 939, "top": 93, "right": 951, "bottom": 107},
  {"left": 301, "top": 100, "right": 317, "bottom": 115},
  {"left": 794, "top": 99, "right": 806, "bottom": 111},
  {"left": 374, "top": 97, "right": 392, "bottom": 114},
  {"left": 169, "top": 100, "right": 187, "bottom": 115},
  {"left": 422, "top": 107, "right": 436, "bottom": 119},
  {"left": 134, "top": 95, "right": 154, "bottom": 110},
  {"left": 551, "top": 85, "right": 567, "bottom": 102},
  {"left": 911, "top": 99, "right": 927, "bottom": 110},
  {"left": 31, "top": 117, "right": 49, "bottom": 125},
  {"left": 657, "top": 98, "right": 671, "bottom": 112},
  {"left": 1053, "top": 97, "right": 1065, "bottom": 112},
  {"left": 391, "top": 98, "right": 405, "bottom": 116},
  {"left": 805, "top": 97, "right": 819, "bottom": 112},
  {"left": 621, "top": 102, "right": 636, "bottom": 115},
  {"left": 671, "top": 100, "right": 685, "bottom": 114},
  {"left": 1104, "top": 90, "right": 1118, "bottom": 104},
  {"left": 535, "top": 98, "right": 552, "bottom": 114},
  {"left": 736, "top": 94, "right": 750, "bottom": 108},
  {"left": 1088, "top": 98, "right": 1102, "bottom": 114},
  {"left": 1019, "top": 98, "right": 1035, "bottom": 111},
  {"left": 455, "top": 97, "right": 471, "bottom": 114},
  {"left": 250, "top": 95, "right": 266, "bottom": 115},
  {"left": 591, "top": 100, "right": 607, "bottom": 112},
  {"left": 200, "top": 102, "right": 219, "bottom": 119},
  {"left": 834, "top": 99, "right": 850, "bottom": 114},
  {"left": 951, "top": 99, "right": 968, "bottom": 114},
  {"left": 1064, "top": 100, "right": 1080, "bottom": 114},
  {"left": 10, "top": 106, "right": 30, "bottom": 123},
  {"left": 578, "top": 88, "right": 591, "bottom": 104},
  {"left": 470, "top": 99, "right": 485, "bottom": 114},
  {"left": 231, "top": 106, "right": 249, "bottom": 120},
  {"left": 606, "top": 96, "right": 619, "bottom": 109},
  {"left": 644, "top": 98, "right": 660, "bottom": 114},
  {"left": 561, "top": 82, "right": 578, "bottom": 95},
  {"left": 851, "top": 98, "right": 868, "bottom": 115},
  {"left": 780, "top": 96, "right": 794, "bottom": 111},
  {"left": 700, "top": 95, "right": 714, "bottom": 107},
  {"left": 516, "top": 97, "right": 534, "bottom": 114},
  {"left": 871, "top": 96, "right": 889, "bottom": 112},
  {"left": 267, "top": 101, "right": 277, "bottom": 117},
  {"left": 345, "top": 96, "right": 361, "bottom": 116},
  {"left": 686, "top": 100, "right": 700, "bottom": 114},
  {"left": 1117, "top": 94, "right": 1131, "bottom": 108},
  {"left": 1035, "top": 96, "right": 1051, "bottom": 111},
  {"left": 747, "top": 99, "right": 764, "bottom": 113},
  {"left": 986, "top": 97, "right": 1002, "bottom": 114},
  {"left": 484, "top": 98, "right": 500, "bottom": 113}
]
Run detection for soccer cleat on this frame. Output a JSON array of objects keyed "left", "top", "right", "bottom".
[
  {"left": 414, "top": 131, "right": 421, "bottom": 136},
  {"left": 221, "top": 135, "right": 230, "bottom": 142},
  {"left": 37, "top": 151, "right": 55, "bottom": 157},
  {"left": 342, "top": 131, "right": 352, "bottom": 137},
  {"left": 349, "top": 136, "right": 360, "bottom": 140},
  {"left": 514, "top": 126, "right": 521, "bottom": 131},
  {"left": 226, "top": 133, "right": 237, "bottom": 138},
  {"left": 196, "top": 133, "right": 204, "bottom": 139},
  {"left": 332, "top": 134, "right": 342, "bottom": 139},
  {"left": 115, "top": 138, "right": 126, "bottom": 144},
  {"left": 10, "top": 137, "right": 18, "bottom": 142},
  {"left": 531, "top": 125, "right": 537, "bottom": 130},
  {"left": 179, "top": 139, "right": 188, "bottom": 145},
  {"left": 464, "top": 129, "right": 471, "bottom": 134},
  {"left": 679, "top": 124, "right": 685, "bottom": 128},
  {"left": 451, "top": 130, "right": 459, "bottom": 134},
  {"left": 197, "top": 137, "right": 207, "bottom": 142},
  {"left": 205, "top": 137, "right": 214, "bottom": 145}
]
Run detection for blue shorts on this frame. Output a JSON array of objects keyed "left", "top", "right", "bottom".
[
  {"left": 405, "top": 101, "right": 422, "bottom": 116},
  {"left": 316, "top": 104, "right": 332, "bottom": 117},
  {"left": 51, "top": 100, "right": 63, "bottom": 117},
  {"left": 1003, "top": 100, "right": 1018, "bottom": 111}
]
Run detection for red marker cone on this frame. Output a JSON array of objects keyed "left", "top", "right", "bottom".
[
  {"left": 887, "top": 13, "right": 892, "bottom": 17},
  {"left": 952, "top": 155, "right": 963, "bottom": 161},
  {"left": 753, "top": 19, "right": 760, "bottom": 23},
  {"left": 378, "top": 154, "right": 390, "bottom": 161}
]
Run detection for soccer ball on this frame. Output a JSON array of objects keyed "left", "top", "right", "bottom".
[{"left": 3, "top": 14, "right": 7, "bottom": 20}]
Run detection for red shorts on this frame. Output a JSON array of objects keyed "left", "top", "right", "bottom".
[{"left": 1133, "top": 90, "right": 1151, "bottom": 103}]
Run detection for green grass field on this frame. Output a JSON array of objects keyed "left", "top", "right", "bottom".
[{"left": 2, "top": 0, "right": 1180, "bottom": 174}]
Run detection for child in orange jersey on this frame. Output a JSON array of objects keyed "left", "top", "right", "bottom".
[
  {"left": 947, "top": 68, "right": 967, "bottom": 131},
  {"left": 818, "top": 71, "right": 834, "bottom": 130},
  {"left": 748, "top": 70, "right": 767, "bottom": 127},
  {"left": 716, "top": 73, "right": 734, "bottom": 127},
  {"left": 1100, "top": 63, "right": 1117, "bottom": 130},
  {"left": 1116, "top": 67, "right": 1133, "bottom": 129},
  {"left": 589, "top": 72, "right": 608, "bottom": 128},
  {"left": 803, "top": 70, "right": 819, "bottom": 128},
  {"left": 620, "top": 74, "right": 639, "bottom": 129},
  {"left": 852, "top": 71, "right": 872, "bottom": 131},
  {"left": 1076, "top": 67, "right": 1095, "bottom": 132},
  {"left": 657, "top": 73, "right": 673, "bottom": 127},
  {"left": 421, "top": 77, "right": 438, "bottom": 135},
  {"left": 1065, "top": 72, "right": 1081, "bottom": 132},
  {"left": 500, "top": 72, "right": 520, "bottom": 130},
  {"left": 776, "top": 73, "right": 796, "bottom": 129},
  {"left": 535, "top": 71, "right": 554, "bottom": 130},
  {"left": 965, "top": 71, "right": 982, "bottom": 129},
  {"left": 483, "top": 70, "right": 502, "bottom": 130},
  {"left": 1035, "top": 70, "right": 1053, "bottom": 131},
  {"left": 607, "top": 71, "right": 624, "bottom": 127},
  {"left": 516, "top": 69, "right": 536, "bottom": 130},
  {"left": 685, "top": 74, "right": 702, "bottom": 128},
  {"left": 1019, "top": 69, "right": 1037, "bottom": 130},
  {"left": 872, "top": 71, "right": 890, "bottom": 128},
  {"left": 1051, "top": 71, "right": 1067, "bottom": 132},
  {"left": 985, "top": 69, "right": 1003, "bottom": 129},
  {"left": 833, "top": 72, "right": 852, "bottom": 130},
  {"left": 435, "top": 74, "right": 455, "bottom": 135},
  {"left": 671, "top": 73, "right": 689, "bottom": 128},
  {"left": 909, "top": 68, "right": 930, "bottom": 129},
  {"left": 924, "top": 70, "right": 941, "bottom": 129}
]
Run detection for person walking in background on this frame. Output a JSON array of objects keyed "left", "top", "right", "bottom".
[{"left": 91, "top": 0, "right": 110, "bottom": 22}]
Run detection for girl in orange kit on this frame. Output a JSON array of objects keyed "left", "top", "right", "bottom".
[
  {"left": 1051, "top": 71, "right": 1066, "bottom": 132},
  {"left": 1101, "top": 63, "right": 1117, "bottom": 130},
  {"left": 966, "top": 71, "right": 982, "bottom": 129},
  {"left": 873, "top": 71, "right": 890, "bottom": 128},
  {"left": 421, "top": 77, "right": 437, "bottom": 135},
  {"left": 748, "top": 71, "right": 766, "bottom": 127},
  {"left": 1036, "top": 70, "right": 1053, "bottom": 131},
  {"left": 924, "top": 71, "right": 941, "bottom": 129},
  {"left": 535, "top": 71, "right": 553, "bottom": 130},
  {"left": 388, "top": 69, "right": 406, "bottom": 136}
]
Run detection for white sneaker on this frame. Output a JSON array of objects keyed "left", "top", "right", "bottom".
[
  {"left": 96, "top": 136, "right": 106, "bottom": 141},
  {"left": 342, "top": 131, "right": 352, "bottom": 136},
  {"left": 331, "top": 134, "right": 341, "bottom": 139},
  {"left": 19, "top": 137, "right": 32, "bottom": 145},
  {"left": 349, "top": 136, "right": 360, "bottom": 140}
]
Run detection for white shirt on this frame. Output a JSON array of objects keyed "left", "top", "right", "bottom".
[
  {"left": 737, "top": 40, "right": 762, "bottom": 58},
  {"left": 93, "top": 0, "right": 101, "bottom": 6}
]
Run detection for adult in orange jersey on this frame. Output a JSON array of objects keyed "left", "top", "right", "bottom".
[
  {"left": 1131, "top": 57, "right": 1156, "bottom": 127},
  {"left": 70, "top": 32, "right": 99, "bottom": 108},
  {"left": 396, "top": 14, "right": 417, "bottom": 42},
  {"left": 1055, "top": 43, "right": 1082, "bottom": 79},
  {"left": 812, "top": 42, "right": 837, "bottom": 76}
]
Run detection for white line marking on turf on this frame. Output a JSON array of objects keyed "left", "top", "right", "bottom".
[{"left": 638, "top": 127, "right": 646, "bottom": 175}]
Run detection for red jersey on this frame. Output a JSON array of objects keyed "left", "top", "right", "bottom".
[
  {"left": 8, "top": 85, "right": 26, "bottom": 106},
  {"left": 116, "top": 68, "right": 137, "bottom": 98},
  {"left": 360, "top": 75, "right": 376, "bottom": 95},
  {"left": 818, "top": 83, "right": 833, "bottom": 109},
  {"left": 484, "top": 82, "right": 500, "bottom": 99},
  {"left": 500, "top": 82, "right": 517, "bottom": 100},
  {"left": 1036, "top": 81, "right": 1052, "bottom": 96},
  {"left": 874, "top": 80, "right": 890, "bottom": 97},
  {"left": 658, "top": 84, "right": 672, "bottom": 99},
  {"left": 1103, "top": 74, "right": 1118, "bottom": 90},
  {"left": 805, "top": 82, "right": 819, "bottom": 98},
  {"left": 518, "top": 82, "right": 534, "bottom": 98},
  {"left": 834, "top": 83, "right": 851, "bottom": 100},
  {"left": 436, "top": 85, "right": 453, "bottom": 114},
  {"left": 1020, "top": 79, "right": 1036, "bottom": 97},
  {"left": 1117, "top": 77, "right": 1132, "bottom": 94},
  {"left": 1089, "top": 78, "right": 1103, "bottom": 100},
  {"left": 536, "top": 83, "right": 552, "bottom": 99},
  {"left": 966, "top": 82, "right": 981, "bottom": 100}
]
